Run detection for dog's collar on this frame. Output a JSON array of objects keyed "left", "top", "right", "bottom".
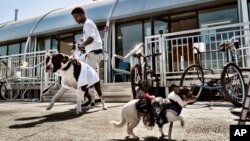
[{"left": 62, "top": 59, "right": 73, "bottom": 71}]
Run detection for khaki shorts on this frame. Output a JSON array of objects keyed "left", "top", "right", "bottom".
[{"left": 85, "top": 51, "right": 103, "bottom": 72}]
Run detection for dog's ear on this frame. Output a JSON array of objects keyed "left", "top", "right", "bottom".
[
  {"left": 62, "top": 55, "right": 69, "bottom": 64},
  {"left": 171, "top": 84, "right": 180, "bottom": 94}
]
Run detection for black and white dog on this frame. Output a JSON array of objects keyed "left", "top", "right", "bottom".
[
  {"left": 110, "top": 84, "right": 196, "bottom": 139},
  {"left": 45, "top": 53, "right": 107, "bottom": 114}
]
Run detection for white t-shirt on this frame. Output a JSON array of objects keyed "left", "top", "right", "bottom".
[{"left": 83, "top": 19, "right": 102, "bottom": 54}]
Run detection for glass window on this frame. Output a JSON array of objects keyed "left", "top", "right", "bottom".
[
  {"left": 0, "top": 45, "right": 7, "bottom": 56},
  {"left": 52, "top": 37, "right": 59, "bottom": 50},
  {"left": 144, "top": 20, "right": 151, "bottom": 36},
  {"left": 116, "top": 22, "right": 143, "bottom": 58},
  {"left": 37, "top": 38, "right": 51, "bottom": 51},
  {"left": 8, "top": 43, "right": 20, "bottom": 55},
  {"left": 248, "top": 0, "right": 250, "bottom": 20},
  {"left": 74, "top": 33, "right": 83, "bottom": 43},
  {"left": 21, "top": 42, "right": 26, "bottom": 53},
  {"left": 199, "top": 6, "right": 238, "bottom": 28},
  {"left": 154, "top": 20, "right": 168, "bottom": 34}
]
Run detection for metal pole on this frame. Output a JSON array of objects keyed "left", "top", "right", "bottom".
[{"left": 14, "top": 9, "right": 18, "bottom": 21}]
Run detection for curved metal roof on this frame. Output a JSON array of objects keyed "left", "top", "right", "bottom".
[{"left": 0, "top": 0, "right": 219, "bottom": 43}]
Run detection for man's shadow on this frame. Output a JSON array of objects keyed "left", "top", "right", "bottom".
[{"left": 9, "top": 108, "right": 98, "bottom": 129}]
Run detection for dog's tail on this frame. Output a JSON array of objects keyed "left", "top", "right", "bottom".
[{"left": 109, "top": 118, "right": 126, "bottom": 128}]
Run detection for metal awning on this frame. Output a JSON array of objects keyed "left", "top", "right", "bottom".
[{"left": 0, "top": 0, "right": 226, "bottom": 43}]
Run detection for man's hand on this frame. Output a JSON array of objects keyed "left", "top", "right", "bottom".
[{"left": 76, "top": 42, "right": 85, "bottom": 53}]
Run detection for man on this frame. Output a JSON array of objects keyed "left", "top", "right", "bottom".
[
  {"left": 71, "top": 7, "right": 103, "bottom": 72},
  {"left": 71, "top": 7, "right": 103, "bottom": 107}
]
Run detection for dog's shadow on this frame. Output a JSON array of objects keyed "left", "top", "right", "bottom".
[
  {"left": 8, "top": 108, "right": 98, "bottom": 129},
  {"left": 109, "top": 136, "right": 179, "bottom": 141}
]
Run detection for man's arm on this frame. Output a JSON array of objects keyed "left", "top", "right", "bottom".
[{"left": 83, "top": 37, "right": 94, "bottom": 46}]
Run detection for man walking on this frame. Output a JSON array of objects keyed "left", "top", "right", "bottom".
[{"left": 71, "top": 7, "right": 103, "bottom": 107}]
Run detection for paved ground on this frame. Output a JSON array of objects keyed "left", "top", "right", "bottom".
[{"left": 0, "top": 101, "right": 247, "bottom": 141}]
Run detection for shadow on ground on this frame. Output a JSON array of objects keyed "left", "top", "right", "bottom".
[
  {"left": 8, "top": 108, "right": 97, "bottom": 129},
  {"left": 8, "top": 103, "right": 124, "bottom": 129}
]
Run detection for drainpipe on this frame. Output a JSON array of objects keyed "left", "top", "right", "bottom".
[
  {"left": 14, "top": 9, "right": 18, "bottom": 21},
  {"left": 103, "top": 0, "right": 119, "bottom": 83}
]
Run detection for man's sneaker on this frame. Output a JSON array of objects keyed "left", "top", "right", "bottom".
[
  {"left": 81, "top": 101, "right": 90, "bottom": 107},
  {"left": 91, "top": 103, "right": 95, "bottom": 107},
  {"left": 81, "top": 104, "right": 90, "bottom": 110}
]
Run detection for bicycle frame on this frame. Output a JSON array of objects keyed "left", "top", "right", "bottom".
[{"left": 180, "top": 36, "right": 245, "bottom": 106}]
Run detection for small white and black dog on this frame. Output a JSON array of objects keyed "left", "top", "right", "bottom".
[
  {"left": 45, "top": 53, "right": 107, "bottom": 114},
  {"left": 109, "top": 84, "right": 196, "bottom": 139}
]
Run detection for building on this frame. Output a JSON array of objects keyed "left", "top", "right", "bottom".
[{"left": 0, "top": 0, "right": 250, "bottom": 99}]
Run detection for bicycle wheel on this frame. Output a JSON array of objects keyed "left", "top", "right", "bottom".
[
  {"left": 0, "top": 79, "right": 20, "bottom": 100},
  {"left": 221, "top": 63, "right": 245, "bottom": 107},
  {"left": 0, "top": 81, "right": 11, "bottom": 100},
  {"left": 180, "top": 64, "right": 204, "bottom": 104},
  {"left": 145, "top": 69, "right": 160, "bottom": 96},
  {"left": 131, "top": 64, "right": 142, "bottom": 99}
]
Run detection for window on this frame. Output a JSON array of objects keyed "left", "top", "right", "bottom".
[
  {"left": 8, "top": 43, "right": 20, "bottom": 55},
  {"left": 116, "top": 22, "right": 143, "bottom": 58},
  {"left": 37, "top": 38, "right": 51, "bottom": 51},
  {"left": 0, "top": 45, "right": 7, "bottom": 56},
  {"left": 248, "top": 0, "right": 250, "bottom": 20},
  {"left": 21, "top": 42, "right": 26, "bottom": 53},
  {"left": 199, "top": 6, "right": 238, "bottom": 28}
]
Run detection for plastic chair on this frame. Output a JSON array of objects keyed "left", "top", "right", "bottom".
[{"left": 113, "top": 62, "right": 130, "bottom": 82}]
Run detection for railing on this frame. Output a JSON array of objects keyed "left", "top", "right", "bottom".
[
  {"left": 145, "top": 22, "right": 250, "bottom": 87},
  {"left": 111, "top": 42, "right": 144, "bottom": 74},
  {"left": 0, "top": 49, "right": 58, "bottom": 100}
]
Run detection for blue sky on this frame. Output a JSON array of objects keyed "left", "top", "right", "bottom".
[{"left": 0, "top": 0, "right": 93, "bottom": 23}]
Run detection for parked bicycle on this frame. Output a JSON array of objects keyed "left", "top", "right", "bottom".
[
  {"left": 179, "top": 37, "right": 246, "bottom": 106},
  {"left": 0, "top": 60, "right": 21, "bottom": 100},
  {"left": 130, "top": 43, "right": 161, "bottom": 99}
]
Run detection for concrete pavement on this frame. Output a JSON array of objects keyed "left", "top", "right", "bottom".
[{"left": 0, "top": 101, "right": 246, "bottom": 141}]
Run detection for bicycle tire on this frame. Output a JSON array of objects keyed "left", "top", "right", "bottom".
[
  {"left": 145, "top": 69, "right": 160, "bottom": 97},
  {"left": 179, "top": 64, "right": 204, "bottom": 104},
  {"left": 0, "top": 81, "right": 12, "bottom": 100},
  {"left": 0, "top": 79, "right": 20, "bottom": 100},
  {"left": 221, "top": 63, "right": 245, "bottom": 107},
  {"left": 131, "top": 64, "right": 142, "bottom": 99}
]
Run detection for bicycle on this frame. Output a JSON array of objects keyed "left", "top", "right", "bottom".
[
  {"left": 0, "top": 60, "right": 21, "bottom": 100},
  {"left": 130, "top": 43, "right": 161, "bottom": 99},
  {"left": 179, "top": 37, "right": 245, "bottom": 106}
]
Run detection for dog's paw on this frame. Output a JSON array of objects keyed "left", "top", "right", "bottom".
[
  {"left": 181, "top": 120, "right": 185, "bottom": 127},
  {"left": 103, "top": 106, "right": 108, "bottom": 110},
  {"left": 76, "top": 109, "right": 82, "bottom": 114},
  {"left": 46, "top": 103, "right": 54, "bottom": 110},
  {"left": 132, "top": 136, "right": 139, "bottom": 140}
]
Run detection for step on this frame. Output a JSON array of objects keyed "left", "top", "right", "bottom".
[{"left": 42, "top": 82, "right": 132, "bottom": 102}]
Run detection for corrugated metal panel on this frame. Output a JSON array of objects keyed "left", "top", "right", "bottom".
[
  {"left": 32, "top": 0, "right": 115, "bottom": 35},
  {"left": 111, "top": 0, "right": 215, "bottom": 20},
  {"left": 0, "top": 17, "right": 40, "bottom": 43},
  {"left": 0, "top": 0, "right": 221, "bottom": 43},
  {"left": 0, "top": 0, "right": 115, "bottom": 43}
]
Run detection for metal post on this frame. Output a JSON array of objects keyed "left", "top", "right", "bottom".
[{"left": 14, "top": 9, "right": 18, "bottom": 21}]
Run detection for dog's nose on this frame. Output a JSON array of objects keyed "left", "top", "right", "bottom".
[{"left": 45, "top": 65, "right": 52, "bottom": 72}]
